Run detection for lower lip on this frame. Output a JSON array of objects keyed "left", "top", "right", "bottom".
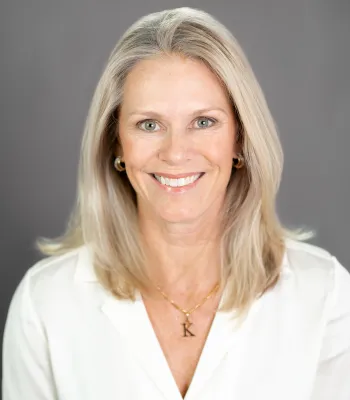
[{"left": 150, "top": 173, "right": 205, "bottom": 193}]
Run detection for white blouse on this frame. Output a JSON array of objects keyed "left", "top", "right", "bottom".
[{"left": 2, "top": 239, "right": 350, "bottom": 400}]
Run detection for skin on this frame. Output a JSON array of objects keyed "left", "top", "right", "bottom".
[
  {"left": 117, "top": 53, "right": 240, "bottom": 397},
  {"left": 117, "top": 53, "right": 240, "bottom": 298}
]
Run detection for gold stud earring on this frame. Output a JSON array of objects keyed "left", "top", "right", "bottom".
[
  {"left": 114, "top": 156, "right": 126, "bottom": 172},
  {"left": 233, "top": 153, "right": 244, "bottom": 169}
]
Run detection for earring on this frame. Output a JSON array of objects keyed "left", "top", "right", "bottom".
[
  {"left": 233, "top": 153, "right": 244, "bottom": 169},
  {"left": 114, "top": 156, "right": 126, "bottom": 172}
]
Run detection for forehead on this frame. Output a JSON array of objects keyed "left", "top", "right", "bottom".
[{"left": 120, "top": 55, "right": 231, "bottom": 113}]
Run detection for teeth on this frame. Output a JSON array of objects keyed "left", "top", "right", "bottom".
[{"left": 154, "top": 174, "right": 201, "bottom": 187}]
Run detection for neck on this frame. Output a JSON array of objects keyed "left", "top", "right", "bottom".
[{"left": 138, "top": 208, "right": 223, "bottom": 299}]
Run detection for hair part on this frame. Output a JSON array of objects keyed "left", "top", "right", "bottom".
[{"left": 36, "top": 7, "right": 313, "bottom": 322}]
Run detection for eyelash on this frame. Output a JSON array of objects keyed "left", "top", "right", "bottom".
[{"left": 136, "top": 116, "right": 217, "bottom": 132}]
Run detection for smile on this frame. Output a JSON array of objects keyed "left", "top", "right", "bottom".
[{"left": 152, "top": 173, "right": 204, "bottom": 188}]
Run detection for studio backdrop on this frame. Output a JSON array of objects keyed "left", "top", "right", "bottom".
[{"left": 1, "top": 0, "right": 349, "bottom": 380}]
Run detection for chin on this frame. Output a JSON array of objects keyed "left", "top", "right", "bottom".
[{"left": 157, "top": 208, "right": 202, "bottom": 224}]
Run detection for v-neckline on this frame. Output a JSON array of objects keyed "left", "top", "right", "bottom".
[
  {"left": 100, "top": 285, "right": 256, "bottom": 400},
  {"left": 139, "top": 289, "right": 232, "bottom": 400}
]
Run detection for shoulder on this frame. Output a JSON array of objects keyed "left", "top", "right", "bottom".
[
  {"left": 9, "top": 246, "right": 89, "bottom": 321},
  {"left": 4, "top": 247, "right": 88, "bottom": 345},
  {"left": 26, "top": 246, "right": 84, "bottom": 293},
  {"left": 284, "top": 238, "right": 334, "bottom": 266},
  {"left": 283, "top": 238, "right": 350, "bottom": 313},
  {"left": 280, "top": 240, "right": 350, "bottom": 380},
  {"left": 284, "top": 238, "right": 338, "bottom": 283}
]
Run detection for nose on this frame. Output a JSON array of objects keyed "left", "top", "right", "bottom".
[{"left": 158, "top": 130, "right": 192, "bottom": 165}]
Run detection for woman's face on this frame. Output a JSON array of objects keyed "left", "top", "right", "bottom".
[{"left": 118, "top": 54, "right": 238, "bottom": 223}]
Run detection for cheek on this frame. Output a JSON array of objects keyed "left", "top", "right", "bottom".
[
  {"left": 122, "top": 137, "right": 156, "bottom": 169},
  {"left": 217, "top": 153, "right": 234, "bottom": 177},
  {"left": 205, "top": 134, "right": 235, "bottom": 168}
]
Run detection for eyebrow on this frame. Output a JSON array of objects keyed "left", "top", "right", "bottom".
[{"left": 126, "top": 107, "right": 228, "bottom": 119}]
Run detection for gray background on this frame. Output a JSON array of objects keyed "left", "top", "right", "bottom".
[{"left": 1, "top": 0, "right": 349, "bottom": 380}]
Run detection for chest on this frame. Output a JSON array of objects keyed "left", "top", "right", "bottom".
[
  {"left": 44, "top": 281, "right": 329, "bottom": 400},
  {"left": 142, "top": 299, "right": 218, "bottom": 397}
]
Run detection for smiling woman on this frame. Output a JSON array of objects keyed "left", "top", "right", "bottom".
[
  {"left": 117, "top": 55, "right": 238, "bottom": 222},
  {"left": 2, "top": 6, "right": 350, "bottom": 400}
]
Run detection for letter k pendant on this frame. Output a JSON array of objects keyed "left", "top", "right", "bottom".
[{"left": 182, "top": 314, "right": 195, "bottom": 337}]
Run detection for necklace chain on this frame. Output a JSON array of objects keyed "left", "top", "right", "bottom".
[{"left": 155, "top": 282, "right": 220, "bottom": 337}]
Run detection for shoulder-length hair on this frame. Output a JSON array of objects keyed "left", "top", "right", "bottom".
[{"left": 36, "top": 7, "right": 311, "bottom": 321}]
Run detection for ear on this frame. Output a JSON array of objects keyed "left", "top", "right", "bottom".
[
  {"left": 113, "top": 107, "right": 124, "bottom": 158},
  {"left": 233, "top": 118, "right": 243, "bottom": 156},
  {"left": 114, "top": 144, "right": 123, "bottom": 159},
  {"left": 232, "top": 132, "right": 242, "bottom": 157},
  {"left": 114, "top": 129, "right": 123, "bottom": 159},
  {"left": 115, "top": 142, "right": 122, "bottom": 155}
]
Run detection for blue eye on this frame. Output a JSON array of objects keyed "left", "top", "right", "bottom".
[
  {"left": 196, "top": 117, "right": 216, "bottom": 128},
  {"left": 136, "top": 116, "right": 217, "bottom": 132},
  {"left": 137, "top": 119, "right": 160, "bottom": 131}
]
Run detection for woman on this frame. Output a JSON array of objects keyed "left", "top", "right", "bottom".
[{"left": 2, "top": 6, "right": 350, "bottom": 400}]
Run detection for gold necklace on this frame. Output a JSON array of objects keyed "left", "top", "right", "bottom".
[{"left": 156, "top": 283, "right": 220, "bottom": 337}]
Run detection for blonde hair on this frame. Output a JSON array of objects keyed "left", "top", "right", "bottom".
[{"left": 36, "top": 7, "right": 312, "bottom": 321}]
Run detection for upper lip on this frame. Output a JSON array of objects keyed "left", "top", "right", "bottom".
[{"left": 151, "top": 172, "right": 204, "bottom": 179}]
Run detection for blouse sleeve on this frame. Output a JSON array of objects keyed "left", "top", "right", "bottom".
[
  {"left": 2, "top": 269, "right": 58, "bottom": 400},
  {"left": 310, "top": 256, "right": 350, "bottom": 400}
]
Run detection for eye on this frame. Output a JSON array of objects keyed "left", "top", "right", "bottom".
[
  {"left": 195, "top": 117, "right": 217, "bottom": 129},
  {"left": 137, "top": 119, "right": 160, "bottom": 132},
  {"left": 136, "top": 116, "right": 217, "bottom": 132}
]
